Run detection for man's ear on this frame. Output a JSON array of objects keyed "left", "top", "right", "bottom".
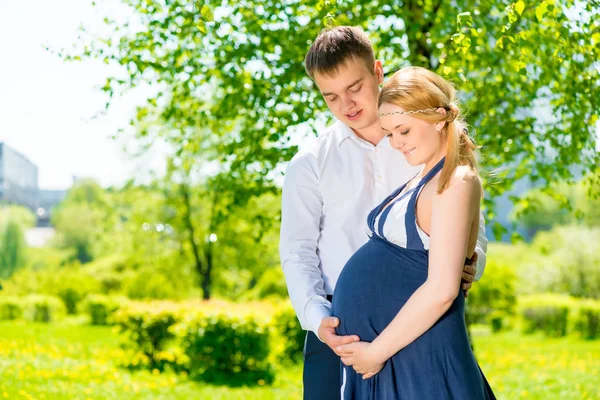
[{"left": 374, "top": 60, "right": 384, "bottom": 85}]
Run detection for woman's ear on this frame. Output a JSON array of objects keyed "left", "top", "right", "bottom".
[{"left": 435, "top": 121, "right": 447, "bottom": 132}]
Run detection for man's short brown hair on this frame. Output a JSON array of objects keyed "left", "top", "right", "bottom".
[{"left": 304, "top": 26, "right": 375, "bottom": 80}]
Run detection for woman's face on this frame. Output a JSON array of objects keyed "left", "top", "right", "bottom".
[{"left": 379, "top": 102, "right": 446, "bottom": 166}]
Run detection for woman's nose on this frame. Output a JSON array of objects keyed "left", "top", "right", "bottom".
[{"left": 389, "top": 135, "right": 404, "bottom": 150}]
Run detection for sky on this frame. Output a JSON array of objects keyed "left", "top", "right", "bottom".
[{"left": 0, "top": 0, "right": 165, "bottom": 190}]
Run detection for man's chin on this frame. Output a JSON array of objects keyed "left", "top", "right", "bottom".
[{"left": 345, "top": 117, "right": 378, "bottom": 131}]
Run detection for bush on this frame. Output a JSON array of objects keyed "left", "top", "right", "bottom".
[
  {"left": 0, "top": 297, "right": 24, "bottom": 320},
  {"left": 113, "top": 301, "right": 185, "bottom": 371},
  {"left": 520, "top": 294, "right": 574, "bottom": 337},
  {"left": 24, "top": 247, "right": 73, "bottom": 270},
  {"left": 52, "top": 271, "right": 103, "bottom": 315},
  {"left": 123, "top": 266, "right": 192, "bottom": 300},
  {"left": 573, "top": 300, "right": 600, "bottom": 340},
  {"left": 244, "top": 267, "right": 289, "bottom": 300},
  {"left": 271, "top": 305, "right": 304, "bottom": 364},
  {"left": 466, "top": 257, "right": 517, "bottom": 331},
  {"left": 23, "top": 295, "right": 66, "bottom": 323},
  {"left": 2, "top": 265, "right": 102, "bottom": 314},
  {"left": 84, "top": 254, "right": 132, "bottom": 293},
  {"left": 83, "top": 294, "right": 126, "bottom": 325},
  {"left": 530, "top": 226, "right": 600, "bottom": 299},
  {"left": 178, "top": 311, "right": 274, "bottom": 386},
  {"left": 489, "top": 311, "right": 506, "bottom": 333}
]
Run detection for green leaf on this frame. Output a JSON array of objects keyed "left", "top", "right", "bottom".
[
  {"left": 457, "top": 12, "right": 473, "bottom": 28},
  {"left": 496, "top": 37, "right": 504, "bottom": 49},
  {"left": 196, "top": 20, "right": 207, "bottom": 34},
  {"left": 200, "top": 5, "right": 214, "bottom": 22},
  {"left": 324, "top": 13, "right": 336, "bottom": 27},
  {"left": 536, "top": 1, "right": 548, "bottom": 22},
  {"left": 515, "top": 0, "right": 525, "bottom": 16}
]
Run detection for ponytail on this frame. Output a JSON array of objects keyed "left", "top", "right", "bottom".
[{"left": 437, "top": 106, "right": 478, "bottom": 193}]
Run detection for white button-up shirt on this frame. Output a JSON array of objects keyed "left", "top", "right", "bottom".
[{"left": 279, "top": 121, "right": 488, "bottom": 336}]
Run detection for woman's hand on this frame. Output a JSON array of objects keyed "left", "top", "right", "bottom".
[{"left": 337, "top": 341, "right": 385, "bottom": 379}]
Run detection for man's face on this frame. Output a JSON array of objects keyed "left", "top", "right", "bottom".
[{"left": 313, "top": 57, "right": 384, "bottom": 131}]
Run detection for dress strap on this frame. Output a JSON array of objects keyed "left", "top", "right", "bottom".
[
  {"left": 374, "top": 157, "right": 446, "bottom": 241},
  {"left": 367, "top": 179, "right": 411, "bottom": 234},
  {"left": 405, "top": 157, "right": 445, "bottom": 248}
]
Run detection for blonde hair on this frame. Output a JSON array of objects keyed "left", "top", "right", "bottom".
[{"left": 378, "top": 66, "right": 478, "bottom": 193}]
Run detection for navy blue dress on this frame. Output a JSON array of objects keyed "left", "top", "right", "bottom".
[{"left": 332, "top": 158, "right": 495, "bottom": 399}]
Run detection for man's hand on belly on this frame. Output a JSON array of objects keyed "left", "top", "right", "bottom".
[{"left": 318, "top": 316, "right": 360, "bottom": 356}]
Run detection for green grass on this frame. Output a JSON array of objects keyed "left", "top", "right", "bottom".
[
  {"left": 0, "top": 318, "right": 301, "bottom": 400},
  {"left": 475, "top": 331, "right": 600, "bottom": 400},
  {"left": 0, "top": 319, "right": 598, "bottom": 399}
]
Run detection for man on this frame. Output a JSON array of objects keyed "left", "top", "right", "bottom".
[{"left": 279, "top": 26, "right": 488, "bottom": 400}]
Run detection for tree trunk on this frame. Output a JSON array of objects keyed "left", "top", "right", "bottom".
[
  {"left": 202, "top": 241, "right": 213, "bottom": 300},
  {"left": 179, "top": 182, "right": 209, "bottom": 299}
]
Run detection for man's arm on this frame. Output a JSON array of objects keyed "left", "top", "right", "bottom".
[
  {"left": 279, "top": 153, "right": 331, "bottom": 336},
  {"left": 473, "top": 209, "right": 488, "bottom": 281}
]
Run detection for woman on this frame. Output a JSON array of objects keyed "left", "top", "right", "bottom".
[{"left": 331, "top": 67, "right": 496, "bottom": 399}]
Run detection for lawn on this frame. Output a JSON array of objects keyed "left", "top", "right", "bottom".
[
  {"left": 0, "top": 319, "right": 598, "bottom": 399},
  {"left": 0, "top": 318, "right": 301, "bottom": 400}
]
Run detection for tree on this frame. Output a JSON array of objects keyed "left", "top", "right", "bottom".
[
  {"left": 51, "top": 179, "right": 112, "bottom": 263},
  {"left": 0, "top": 205, "right": 35, "bottom": 279},
  {"left": 0, "top": 219, "right": 27, "bottom": 279},
  {"left": 156, "top": 143, "right": 281, "bottom": 299},
  {"left": 61, "top": 0, "right": 600, "bottom": 238},
  {"left": 0, "top": 205, "right": 36, "bottom": 231},
  {"left": 512, "top": 176, "right": 600, "bottom": 236}
]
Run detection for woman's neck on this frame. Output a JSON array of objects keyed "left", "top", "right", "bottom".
[{"left": 420, "top": 148, "right": 447, "bottom": 177}]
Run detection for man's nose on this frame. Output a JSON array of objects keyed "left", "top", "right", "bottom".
[{"left": 341, "top": 95, "right": 355, "bottom": 111}]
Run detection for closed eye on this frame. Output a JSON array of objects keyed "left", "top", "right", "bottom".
[
  {"left": 386, "top": 129, "right": 410, "bottom": 137},
  {"left": 349, "top": 85, "right": 362, "bottom": 93}
]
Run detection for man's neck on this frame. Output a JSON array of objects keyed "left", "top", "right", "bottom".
[{"left": 351, "top": 121, "right": 386, "bottom": 146}]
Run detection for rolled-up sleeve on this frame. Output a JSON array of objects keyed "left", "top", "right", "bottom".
[
  {"left": 279, "top": 152, "right": 331, "bottom": 337},
  {"left": 474, "top": 209, "right": 488, "bottom": 281}
]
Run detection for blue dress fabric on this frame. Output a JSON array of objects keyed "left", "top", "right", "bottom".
[{"left": 332, "top": 158, "right": 495, "bottom": 400}]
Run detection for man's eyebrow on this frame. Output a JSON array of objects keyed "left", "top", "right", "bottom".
[{"left": 321, "top": 78, "right": 363, "bottom": 97}]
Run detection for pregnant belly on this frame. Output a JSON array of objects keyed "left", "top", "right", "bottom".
[{"left": 331, "top": 237, "right": 429, "bottom": 341}]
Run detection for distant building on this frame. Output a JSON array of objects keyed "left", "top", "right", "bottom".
[
  {"left": 0, "top": 142, "right": 39, "bottom": 210},
  {"left": 0, "top": 142, "right": 67, "bottom": 226}
]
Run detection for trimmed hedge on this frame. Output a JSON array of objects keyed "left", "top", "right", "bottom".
[
  {"left": 23, "top": 295, "right": 66, "bottom": 323},
  {"left": 114, "top": 300, "right": 282, "bottom": 385},
  {"left": 520, "top": 294, "right": 575, "bottom": 337},
  {"left": 0, "top": 297, "right": 23, "bottom": 320},
  {"left": 573, "top": 300, "right": 600, "bottom": 340},
  {"left": 178, "top": 312, "right": 274, "bottom": 386},
  {"left": 466, "top": 258, "right": 517, "bottom": 332},
  {"left": 271, "top": 306, "right": 304, "bottom": 365},
  {"left": 83, "top": 294, "right": 126, "bottom": 325},
  {"left": 113, "top": 301, "right": 185, "bottom": 371}
]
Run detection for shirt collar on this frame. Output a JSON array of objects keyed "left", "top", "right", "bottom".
[
  {"left": 337, "top": 121, "right": 392, "bottom": 149},
  {"left": 337, "top": 122, "right": 354, "bottom": 146}
]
